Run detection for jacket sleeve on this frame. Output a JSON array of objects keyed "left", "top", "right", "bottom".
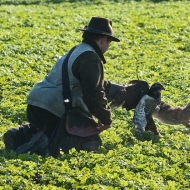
[{"left": 72, "top": 51, "right": 112, "bottom": 125}]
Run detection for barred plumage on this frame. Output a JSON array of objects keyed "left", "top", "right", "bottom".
[
  {"left": 133, "top": 95, "right": 159, "bottom": 134},
  {"left": 132, "top": 82, "right": 165, "bottom": 135},
  {"left": 108, "top": 81, "right": 164, "bottom": 136}
]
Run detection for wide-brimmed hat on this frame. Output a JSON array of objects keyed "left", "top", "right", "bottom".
[{"left": 79, "top": 16, "right": 120, "bottom": 42}]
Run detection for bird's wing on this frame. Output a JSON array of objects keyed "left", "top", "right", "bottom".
[
  {"left": 133, "top": 95, "right": 155, "bottom": 135},
  {"left": 110, "top": 89, "right": 126, "bottom": 109}
]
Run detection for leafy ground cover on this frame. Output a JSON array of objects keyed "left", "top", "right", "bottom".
[{"left": 0, "top": 0, "right": 190, "bottom": 189}]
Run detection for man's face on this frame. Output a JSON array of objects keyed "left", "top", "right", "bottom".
[{"left": 99, "top": 36, "right": 112, "bottom": 54}]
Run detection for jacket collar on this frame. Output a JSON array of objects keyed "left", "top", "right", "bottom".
[{"left": 82, "top": 37, "right": 106, "bottom": 64}]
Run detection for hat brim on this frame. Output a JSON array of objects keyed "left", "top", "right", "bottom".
[{"left": 79, "top": 28, "right": 120, "bottom": 42}]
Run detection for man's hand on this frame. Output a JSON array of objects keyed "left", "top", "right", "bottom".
[{"left": 96, "top": 120, "right": 110, "bottom": 131}]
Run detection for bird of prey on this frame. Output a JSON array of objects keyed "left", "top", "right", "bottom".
[
  {"left": 110, "top": 80, "right": 149, "bottom": 110},
  {"left": 132, "top": 82, "right": 165, "bottom": 135}
]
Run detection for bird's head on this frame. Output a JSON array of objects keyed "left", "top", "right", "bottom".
[{"left": 148, "top": 82, "right": 165, "bottom": 100}]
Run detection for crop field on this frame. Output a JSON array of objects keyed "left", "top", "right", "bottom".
[{"left": 0, "top": 0, "right": 190, "bottom": 189}]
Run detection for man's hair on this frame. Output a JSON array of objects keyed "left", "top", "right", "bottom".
[{"left": 82, "top": 31, "right": 111, "bottom": 42}]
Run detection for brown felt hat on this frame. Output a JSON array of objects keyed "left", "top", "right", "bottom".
[{"left": 79, "top": 16, "right": 120, "bottom": 42}]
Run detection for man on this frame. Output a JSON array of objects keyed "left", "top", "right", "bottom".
[{"left": 4, "top": 16, "right": 126, "bottom": 155}]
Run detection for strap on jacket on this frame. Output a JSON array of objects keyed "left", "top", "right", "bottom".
[{"left": 62, "top": 47, "right": 76, "bottom": 112}]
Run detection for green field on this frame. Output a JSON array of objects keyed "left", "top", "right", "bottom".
[{"left": 0, "top": 0, "right": 190, "bottom": 189}]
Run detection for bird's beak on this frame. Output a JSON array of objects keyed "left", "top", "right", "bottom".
[{"left": 157, "top": 87, "right": 165, "bottom": 93}]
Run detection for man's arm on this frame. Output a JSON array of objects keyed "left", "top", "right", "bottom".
[{"left": 72, "top": 51, "right": 112, "bottom": 125}]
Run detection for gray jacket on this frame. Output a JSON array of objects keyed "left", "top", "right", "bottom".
[{"left": 27, "top": 43, "right": 95, "bottom": 118}]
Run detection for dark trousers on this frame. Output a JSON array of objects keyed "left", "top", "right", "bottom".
[
  {"left": 27, "top": 105, "right": 102, "bottom": 154},
  {"left": 26, "top": 104, "right": 61, "bottom": 138}
]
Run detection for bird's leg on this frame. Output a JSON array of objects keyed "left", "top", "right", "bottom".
[
  {"left": 182, "top": 122, "right": 190, "bottom": 128},
  {"left": 145, "top": 117, "right": 163, "bottom": 137}
]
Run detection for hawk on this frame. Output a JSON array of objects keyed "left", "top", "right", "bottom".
[
  {"left": 110, "top": 80, "right": 149, "bottom": 110},
  {"left": 132, "top": 82, "right": 165, "bottom": 135}
]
